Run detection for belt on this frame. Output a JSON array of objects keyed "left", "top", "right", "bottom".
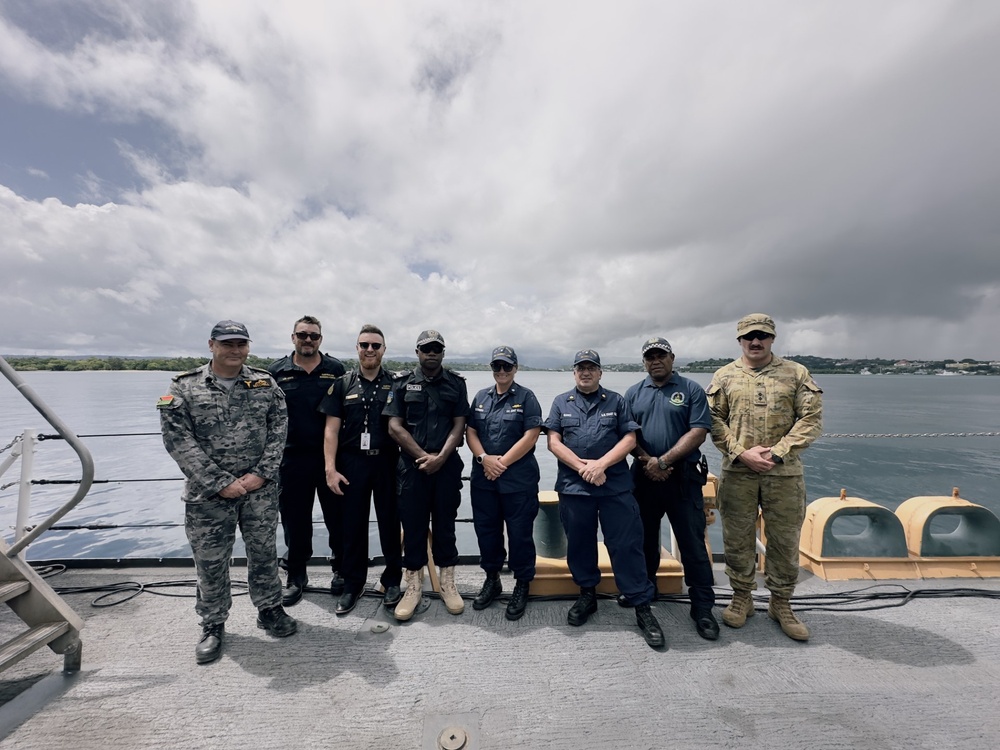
[{"left": 346, "top": 448, "right": 381, "bottom": 456}]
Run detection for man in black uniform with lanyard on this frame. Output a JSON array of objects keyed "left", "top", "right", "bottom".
[
  {"left": 385, "top": 329, "right": 470, "bottom": 622},
  {"left": 268, "top": 315, "right": 345, "bottom": 606},
  {"left": 320, "top": 324, "right": 403, "bottom": 614}
]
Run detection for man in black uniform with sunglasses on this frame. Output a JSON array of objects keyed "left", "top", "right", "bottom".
[
  {"left": 268, "top": 315, "right": 346, "bottom": 606},
  {"left": 384, "top": 330, "right": 470, "bottom": 621},
  {"left": 319, "top": 324, "right": 403, "bottom": 614}
]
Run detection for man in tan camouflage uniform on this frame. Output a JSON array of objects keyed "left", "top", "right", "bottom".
[
  {"left": 159, "top": 320, "right": 297, "bottom": 664},
  {"left": 706, "top": 313, "right": 823, "bottom": 641}
]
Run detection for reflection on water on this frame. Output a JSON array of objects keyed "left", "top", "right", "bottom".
[{"left": 2, "top": 370, "right": 999, "bottom": 560}]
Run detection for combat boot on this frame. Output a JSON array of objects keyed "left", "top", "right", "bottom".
[
  {"left": 195, "top": 623, "right": 224, "bottom": 664},
  {"left": 473, "top": 572, "right": 502, "bottom": 610},
  {"left": 722, "top": 589, "right": 756, "bottom": 628},
  {"left": 394, "top": 568, "right": 424, "bottom": 621},
  {"left": 256, "top": 605, "right": 297, "bottom": 637},
  {"left": 505, "top": 579, "right": 530, "bottom": 621},
  {"left": 768, "top": 595, "right": 810, "bottom": 641},
  {"left": 439, "top": 566, "right": 465, "bottom": 614},
  {"left": 635, "top": 604, "right": 666, "bottom": 649},
  {"left": 567, "top": 587, "right": 598, "bottom": 626}
]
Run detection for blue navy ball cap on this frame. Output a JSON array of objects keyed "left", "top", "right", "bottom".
[
  {"left": 490, "top": 345, "right": 517, "bottom": 365},
  {"left": 573, "top": 349, "right": 601, "bottom": 367}
]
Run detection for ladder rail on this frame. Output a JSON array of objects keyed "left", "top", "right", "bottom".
[{"left": 0, "top": 356, "right": 94, "bottom": 557}]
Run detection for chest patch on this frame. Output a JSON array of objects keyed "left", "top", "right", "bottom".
[
  {"left": 670, "top": 392, "right": 686, "bottom": 406},
  {"left": 406, "top": 384, "right": 422, "bottom": 392},
  {"left": 244, "top": 379, "right": 270, "bottom": 389}
]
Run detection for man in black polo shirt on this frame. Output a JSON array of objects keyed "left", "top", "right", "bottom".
[
  {"left": 268, "top": 315, "right": 346, "bottom": 606},
  {"left": 319, "top": 324, "right": 403, "bottom": 614},
  {"left": 384, "top": 330, "right": 470, "bottom": 622}
]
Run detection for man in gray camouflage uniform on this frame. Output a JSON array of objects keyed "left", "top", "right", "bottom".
[
  {"left": 707, "top": 313, "right": 823, "bottom": 641},
  {"left": 159, "top": 320, "right": 297, "bottom": 664}
]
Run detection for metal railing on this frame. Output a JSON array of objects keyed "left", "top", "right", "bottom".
[{"left": 0, "top": 356, "right": 94, "bottom": 557}]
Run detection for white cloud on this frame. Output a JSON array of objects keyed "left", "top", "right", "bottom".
[{"left": 1, "top": 1, "right": 999, "bottom": 364}]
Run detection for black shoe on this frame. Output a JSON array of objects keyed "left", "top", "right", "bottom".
[
  {"left": 382, "top": 585, "right": 402, "bottom": 608},
  {"left": 282, "top": 576, "right": 307, "bottom": 607},
  {"left": 330, "top": 573, "right": 345, "bottom": 596},
  {"left": 692, "top": 608, "right": 720, "bottom": 641},
  {"left": 336, "top": 589, "right": 362, "bottom": 615},
  {"left": 195, "top": 623, "right": 224, "bottom": 664},
  {"left": 567, "top": 587, "right": 598, "bottom": 626},
  {"left": 636, "top": 604, "right": 666, "bottom": 648},
  {"left": 257, "top": 605, "right": 297, "bottom": 637},
  {"left": 506, "top": 580, "right": 530, "bottom": 621},
  {"left": 473, "top": 573, "right": 502, "bottom": 610},
  {"left": 616, "top": 593, "right": 634, "bottom": 608}
]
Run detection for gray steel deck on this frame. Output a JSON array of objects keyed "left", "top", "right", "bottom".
[{"left": 1, "top": 564, "right": 998, "bottom": 749}]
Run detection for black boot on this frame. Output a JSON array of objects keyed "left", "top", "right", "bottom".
[
  {"left": 282, "top": 574, "right": 307, "bottom": 607},
  {"left": 195, "top": 623, "right": 224, "bottom": 664},
  {"left": 257, "top": 605, "right": 297, "bottom": 637},
  {"left": 506, "top": 579, "right": 530, "bottom": 621},
  {"left": 567, "top": 587, "right": 598, "bottom": 626},
  {"left": 473, "top": 573, "right": 502, "bottom": 610},
  {"left": 691, "top": 607, "right": 720, "bottom": 641},
  {"left": 636, "top": 604, "right": 666, "bottom": 648}
]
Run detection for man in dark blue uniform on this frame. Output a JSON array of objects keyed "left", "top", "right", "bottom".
[
  {"left": 466, "top": 345, "right": 543, "bottom": 620},
  {"left": 385, "top": 330, "right": 470, "bottom": 621},
  {"left": 319, "top": 324, "right": 403, "bottom": 615},
  {"left": 624, "top": 336, "right": 719, "bottom": 641},
  {"left": 544, "top": 349, "right": 666, "bottom": 649},
  {"left": 268, "top": 315, "right": 346, "bottom": 606}
]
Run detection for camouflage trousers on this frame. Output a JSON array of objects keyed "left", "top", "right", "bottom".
[
  {"left": 717, "top": 471, "right": 806, "bottom": 599},
  {"left": 185, "top": 487, "right": 283, "bottom": 626}
]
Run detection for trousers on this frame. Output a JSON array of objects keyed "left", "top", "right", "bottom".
[{"left": 185, "top": 487, "right": 282, "bottom": 626}]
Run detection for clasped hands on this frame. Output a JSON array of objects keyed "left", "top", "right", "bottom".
[{"left": 219, "top": 473, "right": 265, "bottom": 498}]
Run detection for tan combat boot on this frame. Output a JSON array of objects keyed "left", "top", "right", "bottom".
[
  {"left": 722, "top": 590, "right": 756, "bottom": 628},
  {"left": 438, "top": 566, "right": 465, "bottom": 614},
  {"left": 394, "top": 569, "right": 424, "bottom": 621},
  {"left": 768, "top": 595, "right": 810, "bottom": 641}
]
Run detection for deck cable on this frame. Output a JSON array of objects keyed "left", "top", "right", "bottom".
[{"left": 26, "top": 564, "right": 1000, "bottom": 610}]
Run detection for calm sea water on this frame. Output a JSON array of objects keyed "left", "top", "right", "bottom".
[{"left": 1, "top": 369, "right": 999, "bottom": 560}]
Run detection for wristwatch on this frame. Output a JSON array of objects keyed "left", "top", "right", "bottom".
[
  {"left": 656, "top": 457, "right": 670, "bottom": 471},
  {"left": 476, "top": 453, "right": 487, "bottom": 464}
]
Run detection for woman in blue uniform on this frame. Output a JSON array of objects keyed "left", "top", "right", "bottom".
[{"left": 466, "top": 345, "right": 542, "bottom": 620}]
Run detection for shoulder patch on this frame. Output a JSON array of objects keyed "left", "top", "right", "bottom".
[
  {"left": 392, "top": 370, "right": 412, "bottom": 380},
  {"left": 156, "top": 394, "right": 175, "bottom": 408},
  {"left": 171, "top": 368, "right": 200, "bottom": 381}
]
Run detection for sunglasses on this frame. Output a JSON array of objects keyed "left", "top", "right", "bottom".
[
  {"left": 294, "top": 331, "right": 322, "bottom": 341},
  {"left": 357, "top": 342, "right": 383, "bottom": 350},
  {"left": 490, "top": 362, "right": 514, "bottom": 373},
  {"left": 418, "top": 343, "right": 444, "bottom": 354},
  {"left": 740, "top": 331, "right": 774, "bottom": 342}
]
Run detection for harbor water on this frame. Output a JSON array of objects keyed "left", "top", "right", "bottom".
[{"left": 1, "top": 369, "right": 998, "bottom": 561}]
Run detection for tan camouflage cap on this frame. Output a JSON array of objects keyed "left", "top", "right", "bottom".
[{"left": 736, "top": 313, "right": 776, "bottom": 338}]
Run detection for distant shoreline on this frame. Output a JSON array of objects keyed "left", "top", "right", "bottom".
[{"left": 3, "top": 354, "right": 998, "bottom": 375}]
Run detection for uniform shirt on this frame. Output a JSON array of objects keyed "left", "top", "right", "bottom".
[
  {"left": 624, "top": 372, "right": 711, "bottom": 464},
  {"left": 158, "top": 363, "right": 287, "bottom": 503},
  {"left": 706, "top": 354, "right": 823, "bottom": 476},
  {"left": 317, "top": 367, "right": 396, "bottom": 453},
  {"left": 543, "top": 386, "right": 639, "bottom": 496},
  {"left": 468, "top": 382, "right": 543, "bottom": 493},
  {"left": 384, "top": 368, "right": 471, "bottom": 455},
  {"left": 267, "top": 352, "right": 345, "bottom": 451}
]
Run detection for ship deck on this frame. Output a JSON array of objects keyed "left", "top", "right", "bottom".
[{"left": 1, "top": 563, "right": 999, "bottom": 750}]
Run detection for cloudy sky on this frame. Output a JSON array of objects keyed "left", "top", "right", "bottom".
[{"left": 1, "top": 1, "right": 998, "bottom": 366}]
